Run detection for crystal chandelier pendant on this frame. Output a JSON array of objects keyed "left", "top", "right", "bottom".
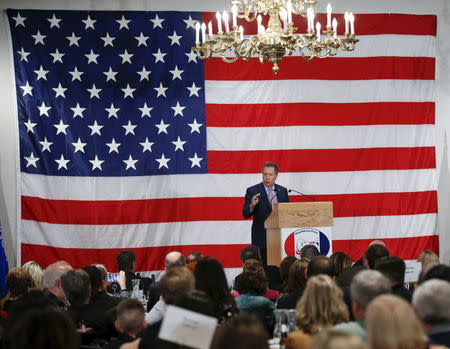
[{"left": 192, "top": 0, "right": 359, "bottom": 74}]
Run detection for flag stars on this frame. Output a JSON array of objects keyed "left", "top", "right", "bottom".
[
  {"left": 47, "top": 14, "right": 62, "bottom": 28},
  {"left": 155, "top": 154, "right": 170, "bottom": 169},
  {"left": 104, "top": 67, "right": 118, "bottom": 82},
  {"left": 88, "top": 120, "right": 103, "bottom": 136},
  {"left": 171, "top": 102, "right": 186, "bottom": 116},
  {"left": 122, "top": 121, "right": 137, "bottom": 135},
  {"left": 69, "top": 67, "right": 84, "bottom": 81},
  {"left": 66, "top": 32, "right": 81, "bottom": 46},
  {"left": 150, "top": 14, "right": 164, "bottom": 29},
  {"left": 70, "top": 103, "right": 86, "bottom": 118},
  {"left": 24, "top": 118, "right": 37, "bottom": 133},
  {"left": 53, "top": 119, "right": 69, "bottom": 135},
  {"left": 34, "top": 65, "right": 49, "bottom": 80},
  {"left": 137, "top": 66, "right": 151, "bottom": 81},
  {"left": 101, "top": 33, "right": 115, "bottom": 47},
  {"left": 154, "top": 82, "right": 168, "bottom": 98},
  {"left": 168, "top": 31, "right": 182, "bottom": 45},
  {"left": 188, "top": 118, "right": 203, "bottom": 134},
  {"left": 20, "top": 81, "right": 33, "bottom": 96},
  {"left": 89, "top": 155, "right": 104, "bottom": 171},
  {"left": 140, "top": 138, "right": 154, "bottom": 152},
  {"left": 188, "top": 153, "right": 203, "bottom": 168},
  {"left": 87, "top": 84, "right": 102, "bottom": 99},
  {"left": 169, "top": 66, "right": 184, "bottom": 80},
  {"left": 105, "top": 103, "right": 120, "bottom": 118},
  {"left": 185, "top": 50, "right": 198, "bottom": 63},
  {"left": 17, "top": 47, "right": 30, "bottom": 62},
  {"left": 153, "top": 49, "right": 166, "bottom": 63},
  {"left": 135, "top": 32, "right": 149, "bottom": 46},
  {"left": 82, "top": 15, "right": 96, "bottom": 30},
  {"left": 24, "top": 152, "right": 39, "bottom": 168},
  {"left": 72, "top": 138, "right": 87, "bottom": 153},
  {"left": 119, "top": 49, "right": 134, "bottom": 64},
  {"left": 117, "top": 15, "right": 131, "bottom": 29},
  {"left": 155, "top": 119, "right": 170, "bottom": 134},
  {"left": 123, "top": 155, "right": 138, "bottom": 170},
  {"left": 37, "top": 101, "right": 51, "bottom": 116},
  {"left": 32, "top": 30, "right": 46, "bottom": 45},
  {"left": 187, "top": 82, "right": 202, "bottom": 97},
  {"left": 183, "top": 16, "right": 196, "bottom": 29},
  {"left": 53, "top": 83, "right": 67, "bottom": 98},
  {"left": 12, "top": 12, "right": 27, "bottom": 27},
  {"left": 138, "top": 103, "right": 153, "bottom": 118},
  {"left": 85, "top": 50, "right": 99, "bottom": 64},
  {"left": 39, "top": 137, "right": 53, "bottom": 152},
  {"left": 172, "top": 137, "right": 186, "bottom": 151},
  {"left": 106, "top": 138, "right": 121, "bottom": 153},
  {"left": 55, "top": 154, "right": 70, "bottom": 170},
  {"left": 50, "top": 49, "right": 65, "bottom": 63},
  {"left": 121, "top": 84, "right": 135, "bottom": 99}
]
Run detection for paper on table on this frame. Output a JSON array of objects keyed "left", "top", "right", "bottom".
[{"left": 158, "top": 305, "right": 218, "bottom": 349}]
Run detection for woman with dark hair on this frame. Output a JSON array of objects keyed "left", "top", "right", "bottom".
[
  {"left": 330, "top": 252, "right": 353, "bottom": 277},
  {"left": 194, "top": 257, "right": 237, "bottom": 323},
  {"left": 235, "top": 267, "right": 275, "bottom": 333},
  {"left": 279, "top": 256, "right": 298, "bottom": 291},
  {"left": 276, "top": 259, "right": 309, "bottom": 309}
]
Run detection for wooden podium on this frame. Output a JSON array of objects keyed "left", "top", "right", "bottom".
[{"left": 264, "top": 202, "right": 334, "bottom": 265}]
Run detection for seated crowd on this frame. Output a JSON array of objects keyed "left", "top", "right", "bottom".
[{"left": 0, "top": 242, "right": 449, "bottom": 349}]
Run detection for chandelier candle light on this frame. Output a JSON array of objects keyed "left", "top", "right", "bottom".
[{"left": 193, "top": 0, "right": 359, "bottom": 73}]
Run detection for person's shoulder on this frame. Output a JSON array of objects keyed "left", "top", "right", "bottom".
[
  {"left": 275, "top": 184, "right": 288, "bottom": 192},
  {"left": 247, "top": 183, "right": 263, "bottom": 192}
]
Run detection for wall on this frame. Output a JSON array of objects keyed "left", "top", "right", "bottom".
[{"left": 1, "top": 0, "right": 449, "bottom": 266}]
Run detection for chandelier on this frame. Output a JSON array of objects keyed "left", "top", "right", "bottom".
[{"left": 192, "top": 0, "right": 359, "bottom": 73}]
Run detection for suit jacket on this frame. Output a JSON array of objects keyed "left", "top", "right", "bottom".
[{"left": 242, "top": 182, "right": 289, "bottom": 248}]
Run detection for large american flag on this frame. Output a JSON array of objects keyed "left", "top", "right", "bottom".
[{"left": 7, "top": 9, "right": 437, "bottom": 275}]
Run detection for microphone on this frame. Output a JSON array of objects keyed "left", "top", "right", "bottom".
[{"left": 288, "top": 188, "right": 316, "bottom": 201}]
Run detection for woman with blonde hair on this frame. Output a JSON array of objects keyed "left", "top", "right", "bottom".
[
  {"left": 366, "top": 294, "right": 426, "bottom": 349},
  {"left": 285, "top": 275, "right": 349, "bottom": 349},
  {"left": 22, "top": 261, "right": 44, "bottom": 290},
  {"left": 308, "top": 329, "right": 367, "bottom": 349}
]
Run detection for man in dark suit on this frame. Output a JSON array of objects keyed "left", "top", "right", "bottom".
[{"left": 242, "top": 162, "right": 289, "bottom": 264}]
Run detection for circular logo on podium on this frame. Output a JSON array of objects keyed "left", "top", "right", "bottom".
[{"left": 284, "top": 228, "right": 331, "bottom": 256}]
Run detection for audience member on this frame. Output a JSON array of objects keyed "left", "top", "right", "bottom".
[
  {"left": 210, "top": 314, "right": 269, "bottom": 349},
  {"left": 22, "top": 261, "right": 43, "bottom": 290},
  {"left": 413, "top": 279, "right": 450, "bottom": 347},
  {"left": 4, "top": 290, "right": 56, "bottom": 325},
  {"left": 306, "top": 256, "right": 335, "bottom": 278},
  {"left": 335, "top": 265, "right": 365, "bottom": 288},
  {"left": 145, "top": 264, "right": 193, "bottom": 325},
  {"left": 277, "top": 258, "right": 309, "bottom": 309},
  {"left": 279, "top": 256, "right": 298, "bottom": 291},
  {"left": 2, "top": 267, "right": 33, "bottom": 312},
  {"left": 308, "top": 329, "right": 367, "bottom": 349},
  {"left": 330, "top": 252, "right": 353, "bottom": 277},
  {"left": 83, "top": 265, "right": 120, "bottom": 307},
  {"left": 353, "top": 240, "right": 386, "bottom": 266},
  {"left": 2, "top": 308, "right": 78, "bottom": 349},
  {"left": 234, "top": 259, "right": 280, "bottom": 300},
  {"left": 363, "top": 244, "right": 389, "bottom": 269},
  {"left": 299, "top": 245, "right": 320, "bottom": 260},
  {"left": 146, "top": 251, "right": 185, "bottom": 312},
  {"left": 285, "top": 275, "right": 349, "bottom": 349},
  {"left": 417, "top": 250, "right": 440, "bottom": 271},
  {"left": 186, "top": 251, "right": 203, "bottom": 264},
  {"left": 237, "top": 245, "right": 282, "bottom": 291},
  {"left": 422, "top": 264, "right": 450, "bottom": 283},
  {"left": 104, "top": 298, "right": 147, "bottom": 349},
  {"left": 334, "top": 270, "right": 391, "bottom": 340},
  {"left": 374, "top": 256, "right": 411, "bottom": 302},
  {"left": 366, "top": 294, "right": 426, "bottom": 349},
  {"left": 42, "top": 260, "right": 73, "bottom": 310},
  {"left": 235, "top": 267, "right": 275, "bottom": 333},
  {"left": 195, "top": 257, "right": 237, "bottom": 322}
]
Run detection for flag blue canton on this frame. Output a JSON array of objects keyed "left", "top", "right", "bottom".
[{"left": 8, "top": 10, "right": 206, "bottom": 176}]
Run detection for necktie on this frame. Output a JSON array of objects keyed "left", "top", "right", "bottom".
[{"left": 268, "top": 188, "right": 276, "bottom": 207}]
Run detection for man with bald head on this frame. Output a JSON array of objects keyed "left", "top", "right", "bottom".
[
  {"left": 165, "top": 251, "right": 186, "bottom": 269},
  {"left": 42, "top": 260, "right": 73, "bottom": 310}
]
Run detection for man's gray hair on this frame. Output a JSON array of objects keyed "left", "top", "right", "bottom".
[
  {"left": 412, "top": 279, "right": 450, "bottom": 325},
  {"left": 42, "top": 261, "right": 72, "bottom": 289},
  {"left": 165, "top": 251, "right": 186, "bottom": 269},
  {"left": 350, "top": 269, "right": 391, "bottom": 309}
]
